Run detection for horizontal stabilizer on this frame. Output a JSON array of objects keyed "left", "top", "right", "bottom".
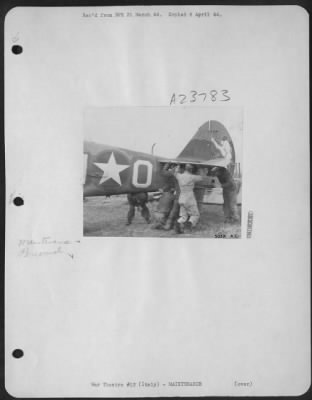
[{"left": 158, "top": 158, "right": 228, "bottom": 168}]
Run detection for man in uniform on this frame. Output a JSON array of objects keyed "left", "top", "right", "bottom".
[
  {"left": 193, "top": 167, "right": 209, "bottom": 214},
  {"left": 174, "top": 164, "right": 204, "bottom": 233},
  {"left": 211, "top": 167, "right": 239, "bottom": 223},
  {"left": 151, "top": 188, "right": 175, "bottom": 229},
  {"left": 163, "top": 193, "right": 180, "bottom": 230},
  {"left": 157, "top": 164, "right": 180, "bottom": 231},
  {"left": 126, "top": 192, "right": 151, "bottom": 225},
  {"left": 211, "top": 136, "right": 233, "bottom": 171}
]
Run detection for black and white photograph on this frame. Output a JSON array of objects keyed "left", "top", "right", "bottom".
[{"left": 83, "top": 107, "right": 242, "bottom": 238}]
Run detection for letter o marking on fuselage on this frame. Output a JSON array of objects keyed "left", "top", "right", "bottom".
[{"left": 132, "top": 160, "right": 153, "bottom": 188}]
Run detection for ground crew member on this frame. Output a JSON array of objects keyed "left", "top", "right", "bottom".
[
  {"left": 163, "top": 194, "right": 180, "bottom": 230},
  {"left": 126, "top": 192, "right": 151, "bottom": 225},
  {"left": 151, "top": 189, "right": 175, "bottom": 229},
  {"left": 159, "top": 164, "right": 180, "bottom": 230},
  {"left": 211, "top": 136, "right": 233, "bottom": 170},
  {"left": 194, "top": 167, "right": 209, "bottom": 213},
  {"left": 174, "top": 164, "right": 204, "bottom": 233},
  {"left": 211, "top": 167, "right": 239, "bottom": 223}
]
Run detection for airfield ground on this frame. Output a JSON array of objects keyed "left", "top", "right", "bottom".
[{"left": 83, "top": 195, "right": 241, "bottom": 238}]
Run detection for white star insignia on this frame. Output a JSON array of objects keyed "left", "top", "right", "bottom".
[{"left": 94, "top": 152, "right": 129, "bottom": 185}]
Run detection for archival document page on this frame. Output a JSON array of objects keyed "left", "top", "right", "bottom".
[{"left": 4, "top": 5, "right": 310, "bottom": 397}]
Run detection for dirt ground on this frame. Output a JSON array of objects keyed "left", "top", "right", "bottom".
[{"left": 84, "top": 195, "right": 241, "bottom": 238}]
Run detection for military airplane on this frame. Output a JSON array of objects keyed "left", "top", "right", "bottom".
[{"left": 83, "top": 120, "right": 242, "bottom": 203}]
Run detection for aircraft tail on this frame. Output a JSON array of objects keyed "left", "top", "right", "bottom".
[{"left": 177, "top": 120, "right": 235, "bottom": 163}]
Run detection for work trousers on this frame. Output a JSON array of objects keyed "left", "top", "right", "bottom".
[
  {"left": 223, "top": 188, "right": 239, "bottom": 221},
  {"left": 177, "top": 194, "right": 200, "bottom": 226},
  {"left": 128, "top": 204, "right": 151, "bottom": 224}
]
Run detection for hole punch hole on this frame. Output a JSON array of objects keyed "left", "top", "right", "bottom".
[
  {"left": 13, "top": 197, "right": 24, "bottom": 206},
  {"left": 12, "top": 349, "right": 24, "bottom": 359},
  {"left": 12, "top": 45, "right": 23, "bottom": 55}
]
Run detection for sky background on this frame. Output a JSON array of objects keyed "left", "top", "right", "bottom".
[{"left": 84, "top": 106, "right": 243, "bottom": 162}]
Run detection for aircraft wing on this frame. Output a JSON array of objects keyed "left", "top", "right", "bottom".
[{"left": 158, "top": 157, "right": 228, "bottom": 168}]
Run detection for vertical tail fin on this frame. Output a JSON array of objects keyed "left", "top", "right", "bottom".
[{"left": 178, "top": 120, "right": 235, "bottom": 163}]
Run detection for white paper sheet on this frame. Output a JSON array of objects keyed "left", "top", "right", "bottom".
[{"left": 5, "top": 5, "right": 310, "bottom": 397}]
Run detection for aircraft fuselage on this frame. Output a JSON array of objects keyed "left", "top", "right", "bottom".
[{"left": 84, "top": 144, "right": 167, "bottom": 197}]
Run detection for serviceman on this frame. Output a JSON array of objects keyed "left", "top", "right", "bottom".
[
  {"left": 211, "top": 136, "right": 233, "bottom": 171},
  {"left": 174, "top": 163, "right": 204, "bottom": 233},
  {"left": 163, "top": 193, "right": 180, "bottom": 230},
  {"left": 159, "top": 163, "right": 180, "bottom": 230},
  {"left": 126, "top": 192, "right": 151, "bottom": 225},
  {"left": 194, "top": 167, "right": 209, "bottom": 214},
  {"left": 211, "top": 167, "right": 239, "bottom": 223},
  {"left": 151, "top": 188, "right": 175, "bottom": 229}
]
